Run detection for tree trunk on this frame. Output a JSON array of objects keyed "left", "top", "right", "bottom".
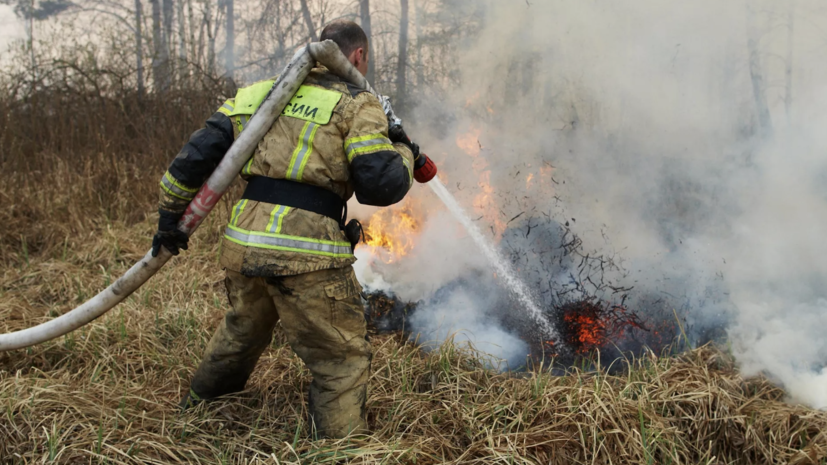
[
  {"left": 150, "top": 0, "right": 164, "bottom": 91},
  {"left": 785, "top": 0, "right": 794, "bottom": 126},
  {"left": 396, "top": 0, "right": 409, "bottom": 114},
  {"left": 187, "top": 0, "right": 197, "bottom": 68},
  {"left": 177, "top": 0, "right": 187, "bottom": 82},
  {"left": 746, "top": 3, "right": 772, "bottom": 138},
  {"left": 414, "top": 0, "right": 424, "bottom": 88},
  {"left": 360, "top": 0, "right": 375, "bottom": 84},
  {"left": 225, "top": 0, "right": 234, "bottom": 78},
  {"left": 299, "top": 0, "right": 317, "bottom": 41},
  {"left": 162, "top": 0, "right": 173, "bottom": 89},
  {"left": 135, "top": 0, "right": 145, "bottom": 97},
  {"left": 205, "top": 0, "right": 217, "bottom": 73}
]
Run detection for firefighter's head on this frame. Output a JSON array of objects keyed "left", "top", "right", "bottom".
[{"left": 320, "top": 20, "right": 370, "bottom": 76}]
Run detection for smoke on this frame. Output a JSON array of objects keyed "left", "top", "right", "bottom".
[{"left": 355, "top": 0, "right": 827, "bottom": 407}]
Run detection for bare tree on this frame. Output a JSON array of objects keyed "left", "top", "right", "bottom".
[
  {"left": 225, "top": 0, "right": 234, "bottom": 77},
  {"left": 396, "top": 0, "right": 409, "bottom": 113},
  {"left": 163, "top": 0, "right": 174, "bottom": 72},
  {"left": 299, "top": 0, "right": 317, "bottom": 41},
  {"left": 135, "top": 0, "right": 145, "bottom": 96},
  {"left": 360, "top": 0, "right": 374, "bottom": 83},
  {"left": 176, "top": 0, "right": 187, "bottom": 81},
  {"left": 187, "top": 0, "right": 197, "bottom": 68},
  {"left": 150, "top": 0, "right": 166, "bottom": 91},
  {"left": 414, "top": 0, "right": 424, "bottom": 88},
  {"left": 1, "top": 0, "right": 73, "bottom": 85}
]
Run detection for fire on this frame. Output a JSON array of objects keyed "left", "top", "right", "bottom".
[
  {"left": 455, "top": 127, "right": 482, "bottom": 157},
  {"left": 362, "top": 198, "right": 423, "bottom": 263},
  {"left": 526, "top": 173, "right": 534, "bottom": 189},
  {"left": 563, "top": 312, "right": 607, "bottom": 352},
  {"left": 539, "top": 300, "right": 650, "bottom": 357},
  {"left": 455, "top": 127, "right": 506, "bottom": 239}
]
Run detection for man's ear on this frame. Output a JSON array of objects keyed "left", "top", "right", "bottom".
[{"left": 353, "top": 47, "right": 365, "bottom": 66}]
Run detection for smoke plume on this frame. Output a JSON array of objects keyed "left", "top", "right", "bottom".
[{"left": 354, "top": 0, "right": 827, "bottom": 406}]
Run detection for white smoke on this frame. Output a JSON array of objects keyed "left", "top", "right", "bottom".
[{"left": 356, "top": 0, "right": 827, "bottom": 407}]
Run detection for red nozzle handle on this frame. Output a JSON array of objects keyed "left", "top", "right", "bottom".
[{"left": 414, "top": 154, "right": 437, "bottom": 183}]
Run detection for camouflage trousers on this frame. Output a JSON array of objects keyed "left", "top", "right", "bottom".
[{"left": 188, "top": 266, "right": 370, "bottom": 438}]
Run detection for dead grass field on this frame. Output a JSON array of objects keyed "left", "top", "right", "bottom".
[{"left": 1, "top": 114, "right": 826, "bottom": 463}]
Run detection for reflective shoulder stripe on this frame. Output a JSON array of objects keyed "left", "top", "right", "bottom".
[
  {"left": 160, "top": 171, "right": 198, "bottom": 200},
  {"left": 224, "top": 224, "right": 353, "bottom": 258},
  {"left": 344, "top": 134, "right": 394, "bottom": 162},
  {"left": 217, "top": 99, "right": 235, "bottom": 116}
]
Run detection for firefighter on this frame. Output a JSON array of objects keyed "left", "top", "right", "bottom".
[{"left": 151, "top": 20, "right": 437, "bottom": 438}]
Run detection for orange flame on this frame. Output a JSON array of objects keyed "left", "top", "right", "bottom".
[
  {"left": 563, "top": 313, "right": 607, "bottom": 352},
  {"left": 455, "top": 127, "right": 506, "bottom": 239},
  {"left": 362, "top": 198, "right": 423, "bottom": 263}
]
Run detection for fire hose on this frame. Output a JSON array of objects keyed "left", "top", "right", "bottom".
[{"left": 0, "top": 40, "right": 402, "bottom": 352}]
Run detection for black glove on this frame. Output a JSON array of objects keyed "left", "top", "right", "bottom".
[
  {"left": 151, "top": 209, "right": 189, "bottom": 257},
  {"left": 388, "top": 124, "right": 420, "bottom": 160}
]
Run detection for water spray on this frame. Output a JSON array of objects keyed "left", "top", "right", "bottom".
[{"left": 428, "top": 176, "right": 556, "bottom": 338}]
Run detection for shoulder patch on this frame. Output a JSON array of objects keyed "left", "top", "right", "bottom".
[
  {"left": 282, "top": 85, "right": 342, "bottom": 125},
  {"left": 229, "top": 80, "right": 275, "bottom": 116}
]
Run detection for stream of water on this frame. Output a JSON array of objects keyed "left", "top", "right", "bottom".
[{"left": 428, "top": 176, "right": 557, "bottom": 338}]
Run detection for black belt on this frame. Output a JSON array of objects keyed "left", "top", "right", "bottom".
[{"left": 241, "top": 177, "right": 345, "bottom": 223}]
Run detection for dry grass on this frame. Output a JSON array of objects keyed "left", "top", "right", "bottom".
[
  {"left": 1, "top": 91, "right": 826, "bottom": 464},
  {"left": 1, "top": 181, "right": 826, "bottom": 464}
]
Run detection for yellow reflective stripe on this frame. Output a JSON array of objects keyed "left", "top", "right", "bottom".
[
  {"left": 344, "top": 133, "right": 386, "bottom": 148},
  {"left": 286, "top": 122, "right": 312, "bottom": 180},
  {"left": 344, "top": 134, "right": 395, "bottom": 162},
  {"left": 217, "top": 100, "right": 234, "bottom": 115},
  {"left": 235, "top": 114, "right": 249, "bottom": 134},
  {"left": 160, "top": 171, "right": 198, "bottom": 200},
  {"left": 160, "top": 182, "right": 190, "bottom": 201},
  {"left": 401, "top": 155, "right": 413, "bottom": 187},
  {"left": 295, "top": 124, "right": 319, "bottom": 181},
  {"left": 242, "top": 155, "right": 254, "bottom": 175},
  {"left": 347, "top": 143, "right": 395, "bottom": 162},
  {"left": 227, "top": 224, "right": 349, "bottom": 246},
  {"left": 165, "top": 171, "right": 198, "bottom": 193},
  {"left": 265, "top": 205, "right": 290, "bottom": 233},
  {"left": 276, "top": 206, "right": 290, "bottom": 233},
  {"left": 230, "top": 199, "right": 248, "bottom": 226},
  {"left": 223, "top": 224, "right": 353, "bottom": 257}
]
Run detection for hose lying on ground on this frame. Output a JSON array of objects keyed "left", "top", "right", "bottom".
[{"left": 0, "top": 40, "right": 363, "bottom": 352}]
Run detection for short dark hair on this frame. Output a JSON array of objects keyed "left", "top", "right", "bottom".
[{"left": 320, "top": 20, "right": 368, "bottom": 57}]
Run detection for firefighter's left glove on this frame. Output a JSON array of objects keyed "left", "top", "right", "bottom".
[{"left": 152, "top": 209, "right": 189, "bottom": 257}]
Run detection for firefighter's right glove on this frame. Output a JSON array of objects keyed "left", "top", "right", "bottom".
[
  {"left": 151, "top": 209, "right": 189, "bottom": 257},
  {"left": 414, "top": 153, "right": 438, "bottom": 183},
  {"left": 388, "top": 125, "right": 437, "bottom": 183}
]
